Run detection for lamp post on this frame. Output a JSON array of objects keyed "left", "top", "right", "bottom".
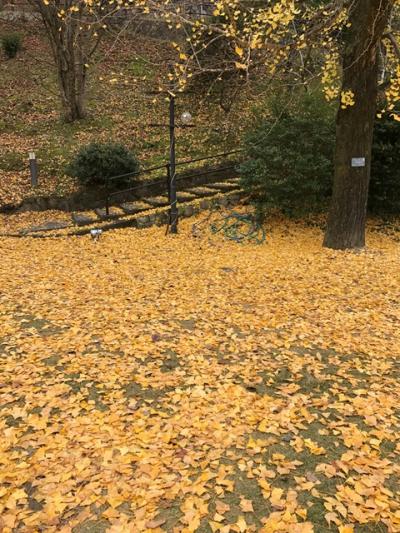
[
  {"left": 168, "top": 94, "right": 178, "bottom": 234},
  {"left": 168, "top": 95, "right": 193, "bottom": 234},
  {"left": 150, "top": 91, "right": 193, "bottom": 234}
]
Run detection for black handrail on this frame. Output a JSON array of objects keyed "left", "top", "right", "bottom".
[
  {"left": 105, "top": 164, "right": 170, "bottom": 214},
  {"left": 107, "top": 162, "right": 168, "bottom": 183},
  {"left": 176, "top": 164, "right": 237, "bottom": 182},
  {"left": 105, "top": 149, "right": 243, "bottom": 216},
  {"left": 174, "top": 149, "right": 243, "bottom": 168},
  {"left": 108, "top": 177, "right": 167, "bottom": 199}
]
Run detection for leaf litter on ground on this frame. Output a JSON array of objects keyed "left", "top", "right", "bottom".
[{"left": 0, "top": 212, "right": 399, "bottom": 532}]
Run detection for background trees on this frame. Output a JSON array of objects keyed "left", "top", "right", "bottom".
[
  {"left": 148, "top": 0, "right": 400, "bottom": 249},
  {"left": 28, "top": 0, "right": 129, "bottom": 122},
  {"left": 2, "top": 0, "right": 400, "bottom": 248}
]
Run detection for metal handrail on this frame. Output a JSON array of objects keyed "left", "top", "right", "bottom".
[
  {"left": 108, "top": 177, "right": 167, "bottom": 199},
  {"left": 174, "top": 149, "right": 243, "bottom": 168},
  {"left": 107, "top": 162, "right": 168, "bottom": 183},
  {"left": 176, "top": 164, "right": 237, "bottom": 182},
  {"left": 105, "top": 164, "right": 170, "bottom": 215},
  {"left": 105, "top": 149, "right": 242, "bottom": 216}
]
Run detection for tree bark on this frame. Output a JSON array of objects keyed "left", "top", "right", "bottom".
[
  {"left": 57, "top": 30, "right": 87, "bottom": 122},
  {"left": 323, "top": 0, "right": 394, "bottom": 250},
  {"left": 29, "top": 0, "right": 91, "bottom": 122}
]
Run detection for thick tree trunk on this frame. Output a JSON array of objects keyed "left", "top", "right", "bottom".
[{"left": 323, "top": 0, "right": 394, "bottom": 250}]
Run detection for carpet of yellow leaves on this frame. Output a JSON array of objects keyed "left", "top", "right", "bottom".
[{"left": 0, "top": 215, "right": 399, "bottom": 533}]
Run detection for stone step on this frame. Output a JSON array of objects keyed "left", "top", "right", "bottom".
[
  {"left": 176, "top": 191, "right": 198, "bottom": 202},
  {"left": 145, "top": 196, "right": 169, "bottom": 207},
  {"left": 21, "top": 220, "right": 70, "bottom": 234},
  {"left": 12, "top": 188, "right": 244, "bottom": 238},
  {"left": 95, "top": 206, "right": 125, "bottom": 220},
  {"left": 72, "top": 212, "right": 98, "bottom": 226},
  {"left": 120, "top": 201, "right": 151, "bottom": 215},
  {"left": 206, "top": 181, "right": 240, "bottom": 191},
  {"left": 187, "top": 186, "right": 219, "bottom": 197}
]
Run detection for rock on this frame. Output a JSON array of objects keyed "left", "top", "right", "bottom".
[
  {"left": 179, "top": 319, "right": 196, "bottom": 331},
  {"left": 59, "top": 199, "right": 71, "bottom": 211},
  {"left": 148, "top": 213, "right": 158, "bottom": 225},
  {"left": 18, "top": 201, "right": 35, "bottom": 213},
  {"left": 156, "top": 212, "right": 169, "bottom": 226},
  {"left": 35, "top": 198, "right": 50, "bottom": 210},
  {"left": 217, "top": 196, "right": 230, "bottom": 207},
  {"left": 228, "top": 193, "right": 241, "bottom": 203},
  {"left": 48, "top": 198, "right": 60, "bottom": 210}
]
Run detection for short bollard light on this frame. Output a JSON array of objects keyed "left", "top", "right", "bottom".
[
  {"left": 90, "top": 229, "right": 102, "bottom": 242},
  {"left": 29, "top": 152, "right": 38, "bottom": 187}
]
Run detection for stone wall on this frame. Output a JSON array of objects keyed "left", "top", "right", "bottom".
[{"left": 1, "top": 1, "right": 213, "bottom": 25}]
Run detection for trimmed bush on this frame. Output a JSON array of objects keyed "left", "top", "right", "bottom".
[
  {"left": 66, "top": 142, "right": 140, "bottom": 187},
  {"left": 1, "top": 33, "right": 22, "bottom": 59},
  {"left": 240, "top": 92, "right": 335, "bottom": 219},
  {"left": 241, "top": 93, "right": 400, "bottom": 219},
  {"left": 370, "top": 114, "right": 400, "bottom": 215}
]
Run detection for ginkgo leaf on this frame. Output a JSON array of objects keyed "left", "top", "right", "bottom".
[
  {"left": 235, "top": 45, "right": 244, "bottom": 57},
  {"left": 236, "top": 515, "right": 248, "bottom": 532},
  {"left": 240, "top": 498, "right": 254, "bottom": 512},
  {"left": 215, "top": 501, "right": 230, "bottom": 514},
  {"left": 145, "top": 517, "right": 166, "bottom": 528},
  {"left": 270, "top": 487, "right": 284, "bottom": 507},
  {"left": 338, "top": 526, "right": 354, "bottom": 533}
]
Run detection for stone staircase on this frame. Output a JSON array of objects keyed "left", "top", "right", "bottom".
[{"left": 13, "top": 178, "right": 243, "bottom": 238}]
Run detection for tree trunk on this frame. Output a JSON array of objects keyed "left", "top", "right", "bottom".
[
  {"left": 56, "top": 17, "right": 87, "bottom": 122},
  {"left": 57, "top": 43, "right": 87, "bottom": 123},
  {"left": 31, "top": 0, "right": 88, "bottom": 123},
  {"left": 323, "top": 0, "right": 394, "bottom": 250}
]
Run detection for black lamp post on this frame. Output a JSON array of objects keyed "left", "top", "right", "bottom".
[
  {"left": 151, "top": 92, "right": 193, "bottom": 234},
  {"left": 168, "top": 93, "right": 178, "bottom": 234}
]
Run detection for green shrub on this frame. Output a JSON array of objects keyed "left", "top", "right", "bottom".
[
  {"left": 240, "top": 93, "right": 400, "bottom": 218},
  {"left": 1, "top": 33, "right": 22, "bottom": 59},
  {"left": 370, "top": 114, "right": 400, "bottom": 215},
  {"left": 240, "top": 92, "right": 335, "bottom": 219},
  {"left": 66, "top": 142, "right": 140, "bottom": 187}
]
